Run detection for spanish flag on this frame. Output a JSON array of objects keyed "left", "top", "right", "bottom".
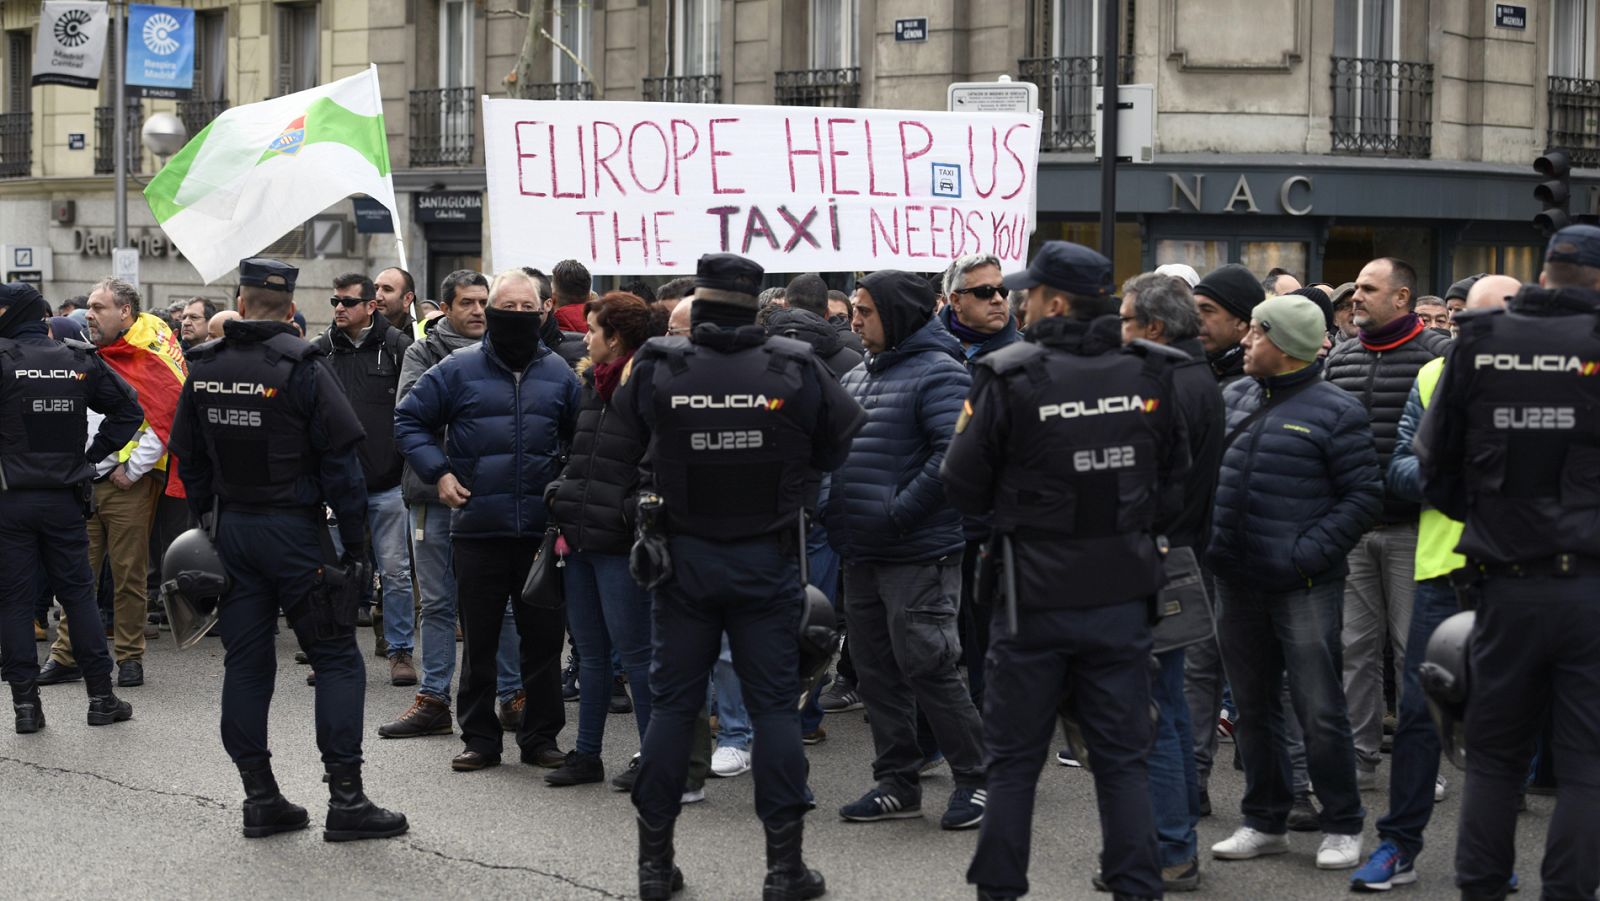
[{"left": 98, "top": 312, "right": 189, "bottom": 498}]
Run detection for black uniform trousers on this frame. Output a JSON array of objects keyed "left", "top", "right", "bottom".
[
  {"left": 215, "top": 511, "right": 364, "bottom": 769},
  {"left": 632, "top": 533, "right": 809, "bottom": 828},
  {"left": 0, "top": 489, "right": 113, "bottom": 687},
  {"left": 452, "top": 536, "right": 565, "bottom": 758},
  {"left": 1456, "top": 575, "right": 1600, "bottom": 900},
  {"left": 968, "top": 598, "right": 1162, "bottom": 900}
]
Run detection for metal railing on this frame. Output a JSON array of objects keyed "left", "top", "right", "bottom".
[
  {"left": 176, "top": 98, "right": 230, "bottom": 140},
  {"left": 0, "top": 112, "right": 29, "bottom": 178},
  {"left": 1549, "top": 75, "right": 1600, "bottom": 167},
  {"left": 1330, "top": 57, "right": 1434, "bottom": 159},
  {"left": 643, "top": 74, "right": 721, "bottom": 104},
  {"left": 1017, "top": 55, "right": 1134, "bottom": 151},
  {"left": 524, "top": 81, "right": 595, "bottom": 101},
  {"left": 94, "top": 103, "right": 143, "bottom": 175},
  {"left": 774, "top": 67, "right": 861, "bottom": 108},
  {"left": 408, "top": 86, "right": 475, "bottom": 167}
]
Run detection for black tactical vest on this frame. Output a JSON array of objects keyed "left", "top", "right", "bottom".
[
  {"left": 643, "top": 334, "right": 817, "bottom": 541},
  {"left": 0, "top": 337, "right": 96, "bottom": 488},
  {"left": 982, "top": 339, "right": 1179, "bottom": 537},
  {"left": 186, "top": 333, "right": 318, "bottom": 507},
  {"left": 1455, "top": 308, "right": 1600, "bottom": 560}
]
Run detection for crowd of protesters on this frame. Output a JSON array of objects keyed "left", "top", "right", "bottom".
[{"left": 9, "top": 244, "right": 1569, "bottom": 898}]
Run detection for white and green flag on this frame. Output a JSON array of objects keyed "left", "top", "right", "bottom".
[{"left": 144, "top": 66, "right": 398, "bottom": 284}]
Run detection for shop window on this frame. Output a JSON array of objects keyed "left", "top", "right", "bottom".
[
  {"left": 1033, "top": 220, "right": 1143, "bottom": 286},
  {"left": 1156, "top": 239, "right": 1228, "bottom": 274},
  {"left": 1241, "top": 242, "right": 1309, "bottom": 282},
  {"left": 1452, "top": 245, "right": 1542, "bottom": 284},
  {"left": 1323, "top": 224, "right": 1434, "bottom": 290}
]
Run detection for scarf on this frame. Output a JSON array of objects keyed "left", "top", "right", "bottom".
[
  {"left": 593, "top": 350, "right": 634, "bottom": 403},
  {"left": 486, "top": 306, "right": 543, "bottom": 371},
  {"left": 943, "top": 308, "right": 992, "bottom": 345},
  {"left": 1359, "top": 312, "right": 1424, "bottom": 352}
]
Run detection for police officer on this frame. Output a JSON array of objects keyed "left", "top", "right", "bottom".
[
  {"left": 609, "top": 253, "right": 864, "bottom": 901},
  {"left": 0, "top": 282, "right": 142, "bottom": 733},
  {"left": 169, "top": 258, "right": 407, "bottom": 842},
  {"left": 1417, "top": 225, "right": 1600, "bottom": 900},
  {"left": 943, "top": 242, "right": 1190, "bottom": 901}
]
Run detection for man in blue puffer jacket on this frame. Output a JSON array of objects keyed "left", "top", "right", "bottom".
[
  {"left": 395, "top": 269, "right": 581, "bottom": 774},
  {"left": 1206, "top": 295, "right": 1382, "bottom": 873},
  {"left": 824, "top": 269, "right": 988, "bottom": 832}
]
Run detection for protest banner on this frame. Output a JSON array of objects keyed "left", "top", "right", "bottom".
[{"left": 482, "top": 100, "right": 1040, "bottom": 275}]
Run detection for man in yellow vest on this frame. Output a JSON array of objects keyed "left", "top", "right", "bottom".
[{"left": 1349, "top": 273, "right": 1520, "bottom": 892}]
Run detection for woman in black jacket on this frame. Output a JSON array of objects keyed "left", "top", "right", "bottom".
[{"left": 543, "top": 292, "right": 659, "bottom": 787}]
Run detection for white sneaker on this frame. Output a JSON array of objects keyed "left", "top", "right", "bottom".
[
  {"left": 680, "top": 787, "right": 706, "bottom": 805},
  {"left": 1435, "top": 775, "right": 1447, "bottom": 801},
  {"left": 710, "top": 745, "right": 752, "bottom": 778},
  {"left": 1211, "top": 826, "right": 1289, "bottom": 860},
  {"left": 1316, "top": 833, "right": 1362, "bottom": 870}
]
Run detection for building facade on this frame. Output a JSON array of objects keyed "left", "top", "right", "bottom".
[{"left": 0, "top": 0, "right": 1593, "bottom": 320}]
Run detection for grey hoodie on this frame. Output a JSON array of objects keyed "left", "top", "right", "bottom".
[{"left": 398, "top": 317, "right": 480, "bottom": 505}]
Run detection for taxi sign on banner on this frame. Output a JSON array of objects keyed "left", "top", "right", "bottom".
[{"left": 481, "top": 100, "right": 1042, "bottom": 275}]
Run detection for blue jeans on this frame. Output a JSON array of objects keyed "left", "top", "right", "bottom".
[
  {"left": 1374, "top": 577, "right": 1457, "bottom": 858},
  {"left": 710, "top": 634, "right": 753, "bottom": 750},
  {"left": 800, "top": 524, "right": 839, "bottom": 734},
  {"left": 368, "top": 486, "right": 415, "bottom": 657},
  {"left": 1149, "top": 648, "right": 1200, "bottom": 867},
  {"left": 1216, "top": 578, "right": 1365, "bottom": 836},
  {"left": 410, "top": 502, "right": 522, "bottom": 704},
  {"left": 565, "top": 550, "right": 653, "bottom": 755}
]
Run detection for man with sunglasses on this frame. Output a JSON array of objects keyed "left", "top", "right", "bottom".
[{"left": 312, "top": 273, "right": 417, "bottom": 686}]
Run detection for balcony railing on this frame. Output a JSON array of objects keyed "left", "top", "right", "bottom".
[
  {"left": 1549, "top": 75, "right": 1600, "bottom": 168},
  {"left": 408, "top": 86, "right": 475, "bottom": 167},
  {"left": 774, "top": 68, "right": 861, "bottom": 108},
  {"left": 643, "top": 74, "right": 721, "bottom": 104},
  {"left": 524, "top": 81, "right": 595, "bottom": 101},
  {"left": 94, "top": 103, "right": 143, "bottom": 175},
  {"left": 177, "top": 98, "right": 230, "bottom": 140},
  {"left": 1330, "top": 57, "right": 1434, "bottom": 159},
  {"left": 1017, "top": 55, "right": 1134, "bottom": 151},
  {"left": 0, "top": 112, "right": 29, "bottom": 178}
]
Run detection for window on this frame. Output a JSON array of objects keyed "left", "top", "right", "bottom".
[
  {"left": 7, "top": 30, "right": 30, "bottom": 113},
  {"left": 674, "top": 0, "right": 720, "bottom": 77},
  {"left": 1551, "top": 0, "right": 1596, "bottom": 78},
  {"left": 195, "top": 11, "right": 227, "bottom": 102},
  {"left": 1052, "top": 0, "right": 1097, "bottom": 58},
  {"left": 551, "top": 1, "right": 590, "bottom": 83},
  {"left": 276, "top": 3, "right": 319, "bottom": 96},
  {"left": 811, "top": 0, "right": 858, "bottom": 70},
  {"left": 1333, "top": 0, "right": 1400, "bottom": 61},
  {"left": 440, "top": 0, "right": 472, "bottom": 90}
]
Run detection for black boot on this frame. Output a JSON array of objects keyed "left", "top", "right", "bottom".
[
  {"left": 239, "top": 765, "right": 309, "bottom": 838},
  {"left": 637, "top": 815, "right": 685, "bottom": 900},
  {"left": 85, "top": 675, "right": 132, "bottom": 726},
  {"left": 762, "top": 819, "right": 825, "bottom": 901},
  {"left": 11, "top": 681, "right": 43, "bottom": 734},
  {"left": 323, "top": 763, "right": 408, "bottom": 842}
]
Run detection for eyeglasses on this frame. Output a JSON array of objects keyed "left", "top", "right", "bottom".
[
  {"left": 329, "top": 295, "right": 368, "bottom": 308},
  {"left": 953, "top": 285, "right": 1007, "bottom": 301},
  {"left": 667, "top": 326, "right": 691, "bottom": 336}
]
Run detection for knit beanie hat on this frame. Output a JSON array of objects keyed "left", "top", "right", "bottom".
[
  {"left": 1193, "top": 264, "right": 1266, "bottom": 323},
  {"left": 1253, "top": 295, "right": 1326, "bottom": 363}
]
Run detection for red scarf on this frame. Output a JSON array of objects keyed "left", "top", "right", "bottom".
[
  {"left": 1359, "top": 313, "right": 1425, "bottom": 352},
  {"left": 593, "top": 350, "right": 634, "bottom": 403}
]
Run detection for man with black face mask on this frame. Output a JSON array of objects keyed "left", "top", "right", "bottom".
[
  {"left": 395, "top": 268, "right": 582, "bottom": 774},
  {"left": 609, "top": 252, "right": 864, "bottom": 901}
]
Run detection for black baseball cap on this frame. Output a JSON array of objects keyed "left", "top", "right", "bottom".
[
  {"left": 238, "top": 258, "right": 298, "bottom": 293},
  {"left": 1001, "top": 241, "right": 1113, "bottom": 297},
  {"left": 1545, "top": 225, "right": 1600, "bottom": 268}
]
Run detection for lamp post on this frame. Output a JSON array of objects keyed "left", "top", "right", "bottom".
[{"left": 113, "top": 0, "right": 126, "bottom": 247}]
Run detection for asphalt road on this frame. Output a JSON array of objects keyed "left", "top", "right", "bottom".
[{"left": 0, "top": 625, "right": 1560, "bottom": 900}]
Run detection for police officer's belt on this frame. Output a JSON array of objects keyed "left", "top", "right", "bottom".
[
  {"left": 1474, "top": 554, "right": 1600, "bottom": 578},
  {"left": 220, "top": 501, "right": 318, "bottom": 517}
]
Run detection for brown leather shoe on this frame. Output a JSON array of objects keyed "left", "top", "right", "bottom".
[
  {"left": 389, "top": 653, "right": 418, "bottom": 687},
  {"left": 497, "top": 690, "right": 525, "bottom": 732},
  {"left": 378, "top": 694, "right": 452, "bottom": 739},
  {"left": 520, "top": 746, "right": 566, "bottom": 768},
  {"left": 451, "top": 749, "right": 501, "bottom": 772}
]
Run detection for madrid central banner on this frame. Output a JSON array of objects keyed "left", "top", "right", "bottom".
[{"left": 482, "top": 100, "right": 1041, "bottom": 275}]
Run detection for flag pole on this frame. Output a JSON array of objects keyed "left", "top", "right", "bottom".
[{"left": 368, "top": 63, "right": 414, "bottom": 323}]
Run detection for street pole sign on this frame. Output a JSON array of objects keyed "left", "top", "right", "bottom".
[
  {"left": 947, "top": 77, "right": 1038, "bottom": 114},
  {"left": 112, "top": 246, "right": 140, "bottom": 288}
]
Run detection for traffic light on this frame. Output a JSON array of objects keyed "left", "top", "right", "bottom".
[{"left": 1534, "top": 149, "right": 1571, "bottom": 235}]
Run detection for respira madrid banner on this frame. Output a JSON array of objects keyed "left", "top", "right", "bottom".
[
  {"left": 483, "top": 100, "right": 1041, "bottom": 275},
  {"left": 32, "top": 1, "right": 110, "bottom": 89},
  {"left": 126, "top": 4, "right": 195, "bottom": 98}
]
